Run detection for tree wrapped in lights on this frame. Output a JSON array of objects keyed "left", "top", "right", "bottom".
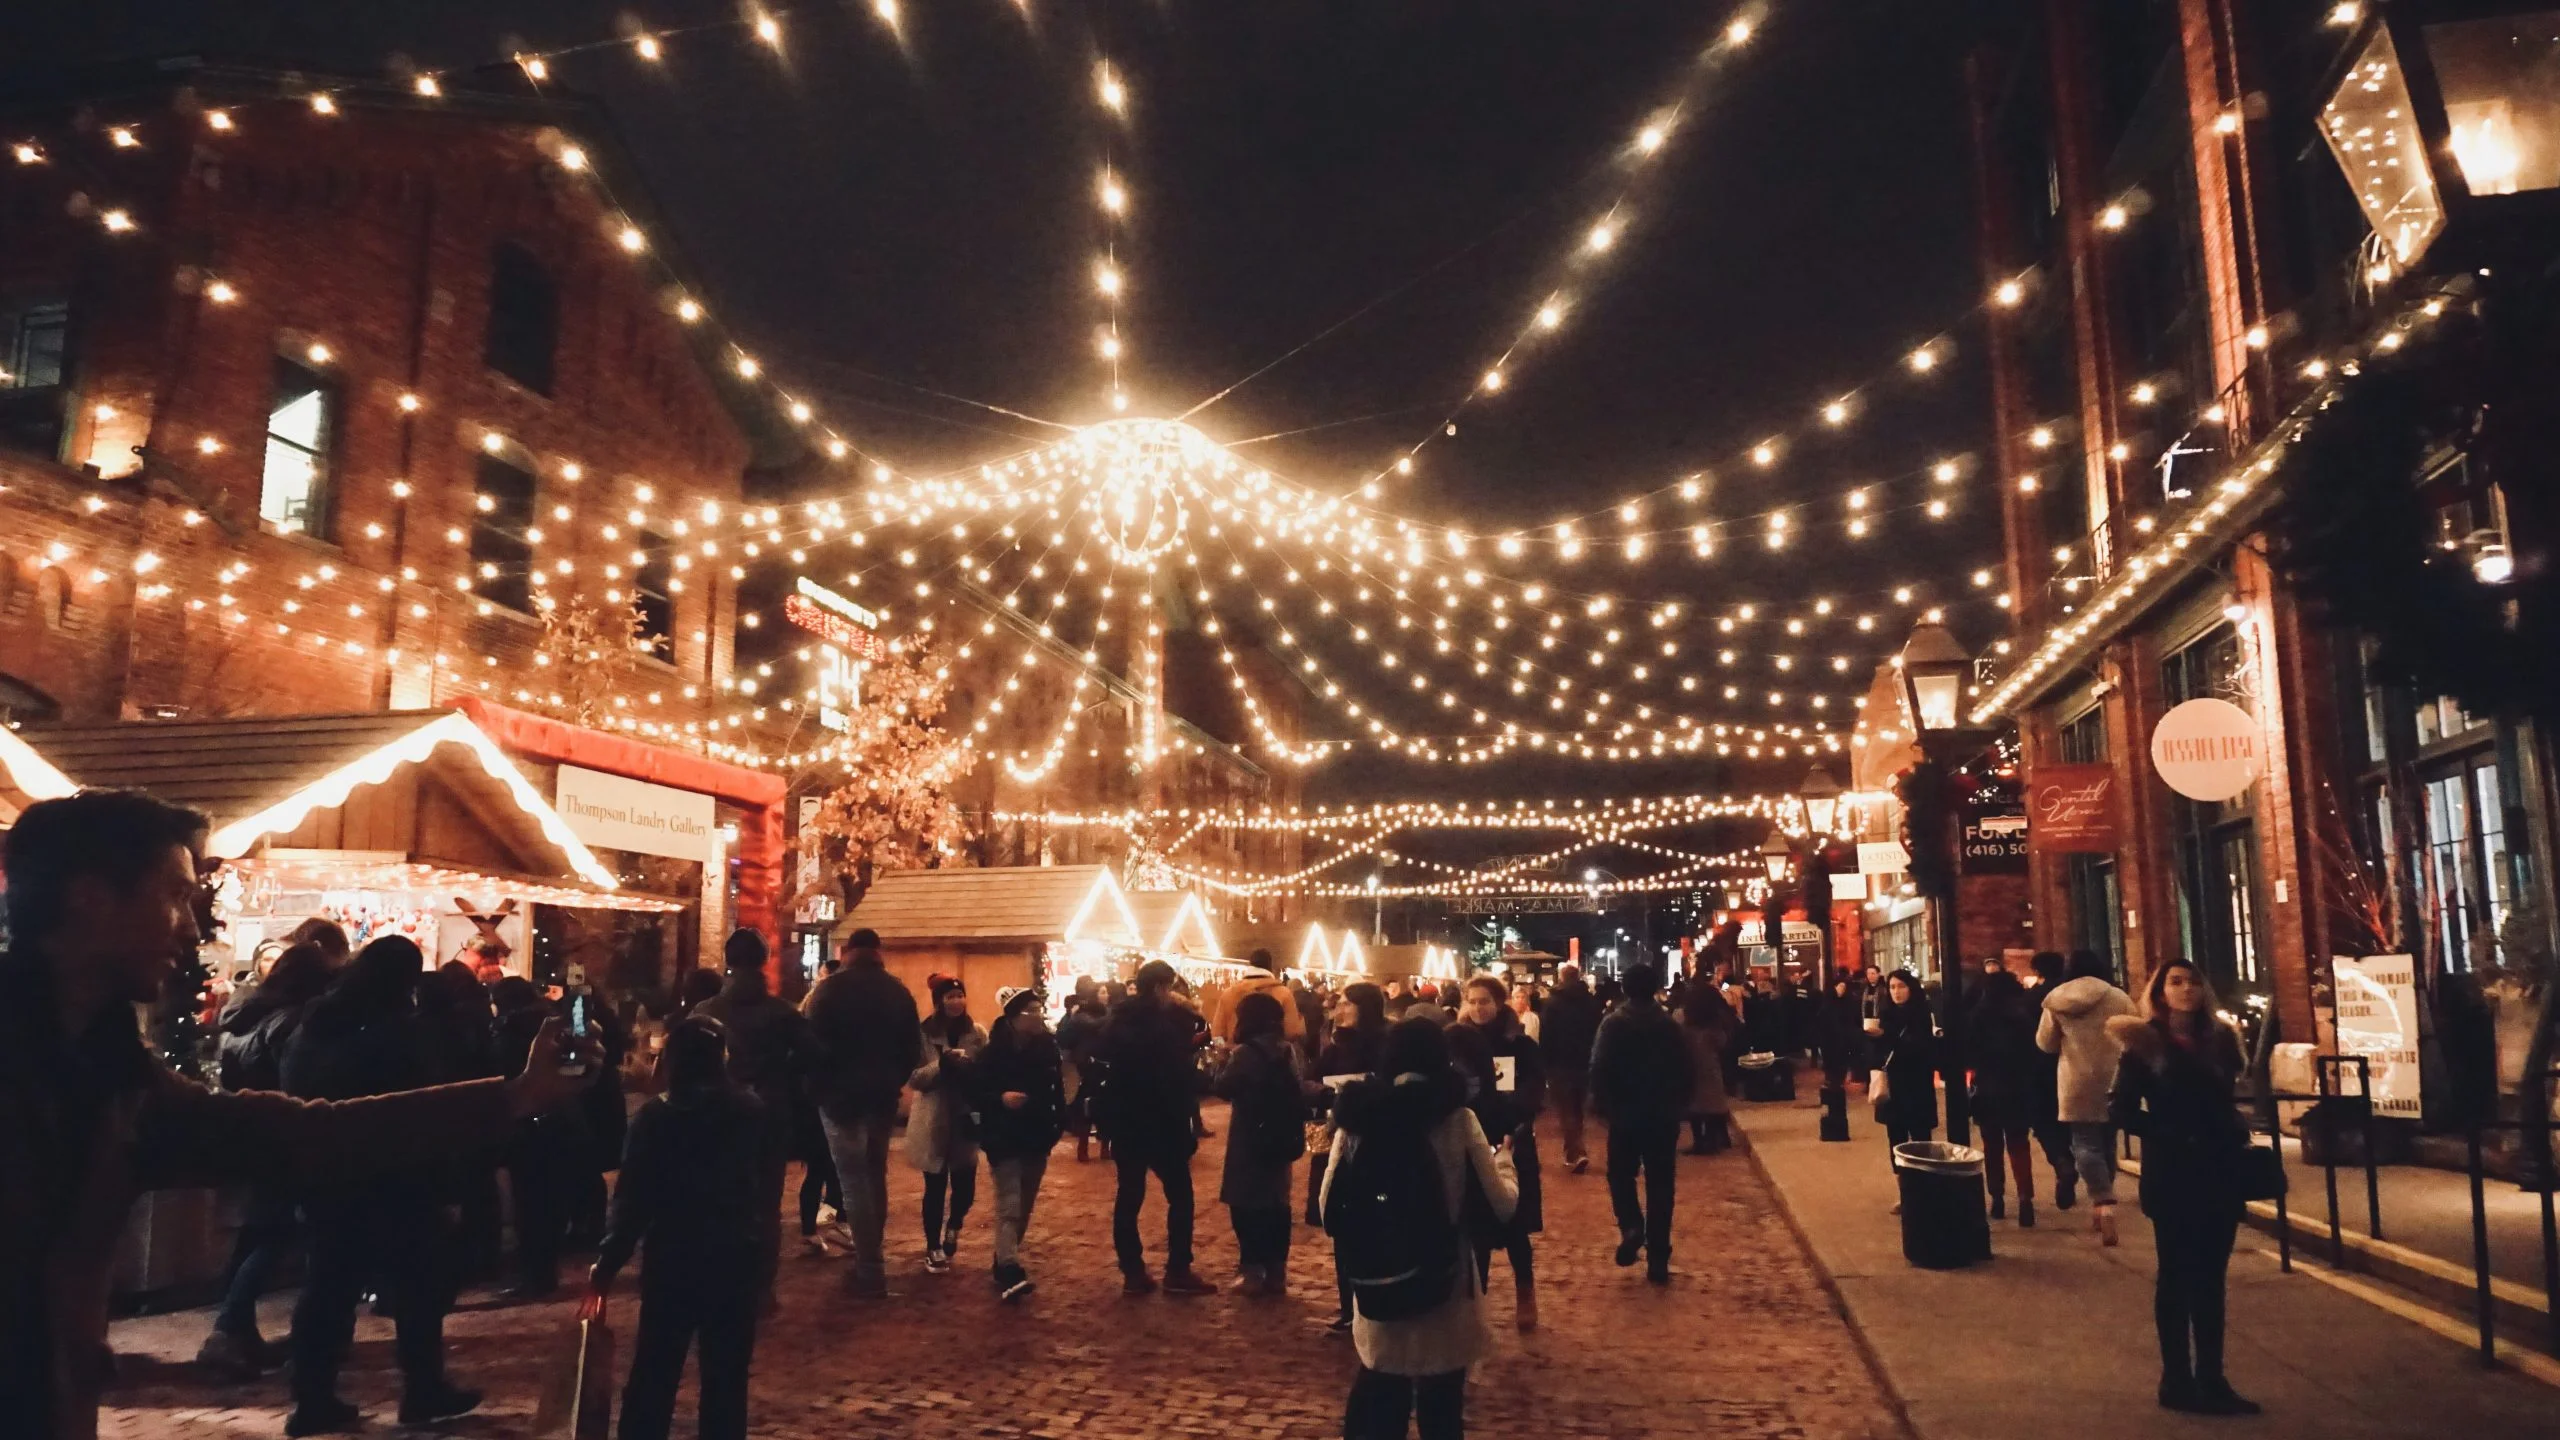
[
  {"left": 797, "top": 640, "right": 977, "bottom": 906},
  {"left": 528, "top": 589, "right": 645, "bottom": 729}
]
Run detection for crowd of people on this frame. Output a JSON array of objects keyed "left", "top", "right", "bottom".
[{"left": 4, "top": 784, "right": 2271, "bottom": 1439}]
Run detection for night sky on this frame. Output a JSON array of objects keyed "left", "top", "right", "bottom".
[{"left": 16, "top": 1, "right": 2000, "bottom": 892}]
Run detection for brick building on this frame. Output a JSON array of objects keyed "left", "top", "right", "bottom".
[{"left": 0, "top": 59, "right": 778, "bottom": 737}]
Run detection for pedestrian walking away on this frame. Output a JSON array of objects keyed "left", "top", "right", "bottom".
[
  {"left": 1587, "top": 962, "right": 1693, "bottom": 1283},
  {"left": 2109, "top": 959, "right": 2262, "bottom": 1418},
  {"left": 1452, "top": 975, "right": 1545, "bottom": 1332},
  {"left": 1321, "top": 1017, "right": 1518, "bottom": 1440},
  {"left": 587, "top": 1016, "right": 768, "bottom": 1440},
  {"left": 1092, "top": 959, "right": 1216, "bottom": 1295},
  {"left": 2023, "top": 951, "right": 2077, "bottom": 1205},
  {"left": 909, "top": 976, "right": 987, "bottom": 1275},
  {"left": 1055, "top": 976, "right": 1109, "bottom": 1164},
  {"left": 691, "top": 928, "right": 816, "bottom": 1302},
  {"left": 1538, "top": 964, "right": 1602, "bottom": 1175},
  {"left": 2039, "top": 950, "right": 2137, "bottom": 1246},
  {"left": 1314, "top": 981, "right": 1391, "bottom": 1331},
  {"left": 806, "top": 928, "right": 924, "bottom": 1298},
  {"left": 1871, "top": 968, "right": 1938, "bottom": 1214},
  {"left": 974, "top": 985, "right": 1067, "bottom": 1302},
  {"left": 1965, "top": 965, "right": 2046, "bottom": 1226},
  {"left": 1215, "top": 991, "right": 1308, "bottom": 1296}
]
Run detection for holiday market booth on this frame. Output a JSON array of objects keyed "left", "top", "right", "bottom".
[
  {"left": 836, "top": 863, "right": 1259, "bottom": 1009},
  {"left": 18, "top": 710, "right": 686, "bottom": 987}
]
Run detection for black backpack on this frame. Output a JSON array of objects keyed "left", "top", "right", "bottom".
[
  {"left": 1244, "top": 1049, "right": 1309, "bottom": 1165},
  {"left": 1321, "top": 1111, "right": 1460, "bottom": 1321}
]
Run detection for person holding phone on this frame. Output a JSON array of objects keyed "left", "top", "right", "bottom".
[
  {"left": 907, "top": 977, "right": 986, "bottom": 1274},
  {"left": 1453, "top": 976, "right": 1546, "bottom": 1332}
]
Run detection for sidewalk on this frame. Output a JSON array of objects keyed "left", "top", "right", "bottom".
[
  {"left": 1737, "top": 1095, "right": 2556, "bottom": 1440},
  {"left": 2258, "top": 1135, "right": 2556, "bottom": 1319}
]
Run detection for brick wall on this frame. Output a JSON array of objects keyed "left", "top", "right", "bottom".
[{"left": 0, "top": 86, "right": 755, "bottom": 738}]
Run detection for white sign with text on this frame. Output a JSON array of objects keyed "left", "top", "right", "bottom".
[
  {"left": 554, "top": 764, "right": 715, "bottom": 863},
  {"left": 2332, "top": 953, "right": 2422, "bottom": 1120}
]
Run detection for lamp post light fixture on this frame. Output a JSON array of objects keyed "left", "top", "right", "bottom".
[
  {"left": 2318, "top": 5, "right": 2560, "bottom": 279},
  {"left": 1896, "top": 620, "right": 1995, "bottom": 1147},
  {"left": 1761, "top": 827, "right": 1797, "bottom": 884},
  {"left": 1797, "top": 762, "right": 1845, "bottom": 840},
  {"left": 1899, "top": 620, "right": 1972, "bottom": 737}
]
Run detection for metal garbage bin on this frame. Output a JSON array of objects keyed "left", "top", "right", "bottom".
[{"left": 1893, "top": 1141, "right": 1991, "bottom": 1269}]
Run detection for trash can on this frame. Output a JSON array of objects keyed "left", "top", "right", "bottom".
[
  {"left": 1738, "top": 1052, "right": 1796, "bottom": 1102},
  {"left": 1893, "top": 1142, "right": 1991, "bottom": 1269}
]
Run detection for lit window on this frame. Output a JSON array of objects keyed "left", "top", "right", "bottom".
[
  {"left": 260, "top": 357, "right": 338, "bottom": 535},
  {"left": 2319, "top": 28, "right": 2446, "bottom": 263}
]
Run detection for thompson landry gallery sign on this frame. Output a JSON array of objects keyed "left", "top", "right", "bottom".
[
  {"left": 2028, "top": 764, "right": 2118, "bottom": 853},
  {"left": 554, "top": 764, "right": 716, "bottom": 863}
]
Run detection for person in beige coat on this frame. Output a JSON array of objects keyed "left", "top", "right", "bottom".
[
  {"left": 2036, "top": 951, "right": 2136, "bottom": 1244},
  {"left": 1321, "top": 1017, "right": 1517, "bottom": 1440}
]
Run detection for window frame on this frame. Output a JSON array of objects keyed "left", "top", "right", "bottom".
[{"left": 259, "top": 354, "right": 342, "bottom": 540}]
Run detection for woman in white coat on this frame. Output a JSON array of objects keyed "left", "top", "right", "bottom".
[
  {"left": 1322, "top": 1016, "right": 1518, "bottom": 1440},
  {"left": 2036, "top": 951, "right": 2136, "bottom": 1245}
]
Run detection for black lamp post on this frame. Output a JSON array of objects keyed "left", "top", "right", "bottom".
[
  {"left": 1795, "top": 764, "right": 1844, "bottom": 986},
  {"left": 1900, "top": 621, "right": 1989, "bottom": 1147}
]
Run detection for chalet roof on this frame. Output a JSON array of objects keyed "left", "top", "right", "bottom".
[{"left": 840, "top": 864, "right": 1119, "bottom": 946}]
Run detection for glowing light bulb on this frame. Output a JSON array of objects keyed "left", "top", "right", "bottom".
[
  {"left": 1536, "top": 300, "right": 1564, "bottom": 330},
  {"left": 1480, "top": 368, "right": 1506, "bottom": 393},
  {"left": 205, "top": 280, "right": 237, "bottom": 304},
  {"left": 413, "top": 75, "right": 442, "bottom": 97},
  {"left": 559, "top": 145, "right": 588, "bottom": 171},
  {"left": 636, "top": 35, "right": 662, "bottom": 60},
  {"left": 756, "top": 14, "right": 782, "bottom": 45},
  {"left": 305, "top": 342, "right": 331, "bottom": 365},
  {"left": 2098, "top": 202, "right": 2130, "bottom": 231},
  {"left": 1751, "top": 442, "right": 1777, "bottom": 467},
  {"left": 100, "top": 209, "right": 135, "bottom": 233},
  {"left": 1098, "top": 66, "right": 1128, "bottom": 113},
  {"left": 1095, "top": 262, "right": 1123, "bottom": 296},
  {"left": 1993, "top": 277, "right": 2026, "bottom": 307},
  {"left": 204, "top": 112, "right": 233, "bottom": 133},
  {"left": 617, "top": 224, "right": 647, "bottom": 253},
  {"left": 518, "top": 53, "right": 549, "bottom": 81},
  {"left": 109, "top": 127, "right": 139, "bottom": 148},
  {"left": 1932, "top": 460, "right": 1959, "bottom": 483},
  {"left": 1821, "top": 398, "right": 1850, "bottom": 425},
  {"left": 735, "top": 354, "right": 759, "bottom": 378},
  {"left": 676, "top": 297, "right": 702, "bottom": 323},
  {"left": 2130, "top": 381, "right": 2158, "bottom": 405},
  {"left": 1727, "top": 17, "right": 1753, "bottom": 43},
  {"left": 10, "top": 142, "right": 41, "bottom": 164},
  {"left": 308, "top": 93, "right": 338, "bottom": 115},
  {"left": 2028, "top": 425, "right": 2055, "bottom": 449},
  {"left": 2213, "top": 110, "right": 2241, "bottom": 136},
  {"left": 1098, "top": 173, "right": 1128, "bottom": 214},
  {"left": 1906, "top": 346, "right": 1937, "bottom": 373},
  {"left": 1636, "top": 124, "right": 1667, "bottom": 154},
  {"left": 1098, "top": 334, "right": 1123, "bottom": 359}
]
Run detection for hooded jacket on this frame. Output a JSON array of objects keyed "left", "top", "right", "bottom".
[
  {"left": 973, "top": 1013, "right": 1067, "bottom": 1162},
  {"left": 1210, "top": 971, "right": 1307, "bottom": 1043},
  {"left": 2038, "top": 976, "right": 2137, "bottom": 1122},
  {"left": 1539, "top": 978, "right": 1603, "bottom": 1074},
  {"left": 1588, "top": 995, "right": 1694, "bottom": 1129},
  {"left": 2107, "top": 1013, "right": 2249, "bottom": 1221}
]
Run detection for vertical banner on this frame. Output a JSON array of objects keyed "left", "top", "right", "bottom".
[
  {"left": 2332, "top": 954, "right": 2422, "bottom": 1119},
  {"left": 2027, "top": 764, "right": 2118, "bottom": 852}
]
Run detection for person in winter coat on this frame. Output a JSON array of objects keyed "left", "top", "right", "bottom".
[
  {"left": 1965, "top": 968, "right": 2046, "bottom": 1225},
  {"left": 1320, "top": 1018, "right": 1518, "bottom": 1440},
  {"left": 1453, "top": 977, "right": 1545, "bottom": 1332},
  {"left": 1538, "top": 965, "right": 1603, "bottom": 1174},
  {"left": 0, "top": 790, "right": 581, "bottom": 1440},
  {"left": 586, "top": 1017, "right": 767, "bottom": 1440},
  {"left": 2038, "top": 950, "right": 2137, "bottom": 1245},
  {"left": 1675, "top": 983, "right": 1738, "bottom": 1155},
  {"left": 1813, "top": 974, "right": 1869, "bottom": 1090},
  {"left": 1056, "top": 977, "right": 1109, "bottom": 1162},
  {"left": 1093, "top": 960, "right": 1217, "bottom": 1294},
  {"left": 281, "top": 937, "right": 481, "bottom": 1435},
  {"left": 1874, "top": 970, "right": 1939, "bottom": 1181},
  {"left": 1210, "top": 949, "right": 1309, "bottom": 1043},
  {"left": 1216, "top": 992, "right": 1307, "bottom": 1296},
  {"left": 908, "top": 976, "right": 987, "bottom": 1274},
  {"left": 2024, "top": 952, "right": 2076, "bottom": 1205},
  {"left": 493, "top": 976, "right": 587, "bottom": 1302},
  {"left": 1588, "top": 963, "right": 1694, "bottom": 1283},
  {"left": 693, "top": 930, "right": 814, "bottom": 1296},
  {"left": 1316, "top": 981, "right": 1392, "bottom": 1330},
  {"left": 805, "top": 928, "right": 923, "bottom": 1297},
  {"left": 196, "top": 942, "right": 333, "bottom": 1378},
  {"left": 416, "top": 961, "right": 506, "bottom": 1282},
  {"left": 973, "top": 986, "right": 1066, "bottom": 1301},
  {"left": 2109, "top": 960, "right": 2261, "bottom": 1417}
]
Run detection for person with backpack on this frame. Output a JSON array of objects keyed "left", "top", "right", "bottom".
[
  {"left": 586, "top": 1016, "right": 766, "bottom": 1440},
  {"left": 973, "top": 986, "right": 1066, "bottom": 1301},
  {"left": 691, "top": 929, "right": 815, "bottom": 1301},
  {"left": 1216, "top": 991, "right": 1309, "bottom": 1295},
  {"left": 1315, "top": 981, "right": 1392, "bottom": 1333},
  {"left": 1965, "top": 965, "right": 2046, "bottom": 1226},
  {"left": 1322, "top": 1016, "right": 1517, "bottom": 1440},
  {"left": 1093, "top": 959, "right": 1217, "bottom": 1295},
  {"left": 908, "top": 976, "right": 986, "bottom": 1274},
  {"left": 1452, "top": 976, "right": 1545, "bottom": 1333},
  {"left": 1587, "top": 962, "right": 1693, "bottom": 1284},
  {"left": 195, "top": 941, "right": 332, "bottom": 1379}
]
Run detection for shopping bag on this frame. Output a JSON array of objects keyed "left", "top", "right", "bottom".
[
  {"left": 534, "top": 1311, "right": 616, "bottom": 1439},
  {"left": 1868, "top": 1068, "right": 1891, "bottom": 1119}
]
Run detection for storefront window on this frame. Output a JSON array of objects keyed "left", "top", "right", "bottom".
[
  {"left": 2422, "top": 15, "right": 2560, "bottom": 197},
  {"left": 2162, "top": 625, "right": 2265, "bottom": 999},
  {"left": 2417, "top": 754, "right": 2511, "bottom": 973},
  {"left": 2322, "top": 27, "right": 2449, "bottom": 264}
]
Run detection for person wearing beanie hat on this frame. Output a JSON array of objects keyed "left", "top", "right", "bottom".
[
  {"left": 974, "top": 985, "right": 1065, "bottom": 1300},
  {"left": 1209, "top": 947, "right": 1306, "bottom": 1045},
  {"left": 907, "top": 976, "right": 986, "bottom": 1274},
  {"left": 692, "top": 929, "right": 815, "bottom": 1295}
]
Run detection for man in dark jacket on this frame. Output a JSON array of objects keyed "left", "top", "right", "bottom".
[
  {"left": 804, "top": 928, "right": 921, "bottom": 1297},
  {"left": 1092, "top": 960, "right": 1215, "bottom": 1295},
  {"left": 589, "top": 1017, "right": 766, "bottom": 1440},
  {"left": 1539, "top": 964, "right": 1603, "bottom": 1172},
  {"left": 692, "top": 929, "right": 814, "bottom": 1302},
  {"left": 1588, "top": 962, "right": 1694, "bottom": 1284}
]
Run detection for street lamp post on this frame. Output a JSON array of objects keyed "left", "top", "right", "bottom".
[
  {"left": 1795, "top": 764, "right": 1844, "bottom": 986},
  {"left": 1367, "top": 873, "right": 1383, "bottom": 943},
  {"left": 1900, "top": 621, "right": 1989, "bottom": 1148}
]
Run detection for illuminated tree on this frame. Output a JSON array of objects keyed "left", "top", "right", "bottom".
[
  {"left": 528, "top": 589, "right": 645, "bottom": 728},
  {"left": 797, "top": 639, "right": 978, "bottom": 902}
]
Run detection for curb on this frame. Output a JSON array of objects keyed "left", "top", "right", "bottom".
[{"left": 1732, "top": 1106, "right": 1923, "bottom": 1440}]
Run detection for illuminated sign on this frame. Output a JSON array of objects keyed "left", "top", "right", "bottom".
[{"left": 786, "top": 577, "right": 882, "bottom": 659}]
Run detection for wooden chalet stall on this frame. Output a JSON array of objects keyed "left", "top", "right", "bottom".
[
  {"left": 19, "top": 710, "right": 681, "bottom": 980},
  {"left": 837, "top": 863, "right": 1254, "bottom": 1008}
]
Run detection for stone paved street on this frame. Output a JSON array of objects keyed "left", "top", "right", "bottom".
[{"left": 100, "top": 1107, "right": 1901, "bottom": 1439}]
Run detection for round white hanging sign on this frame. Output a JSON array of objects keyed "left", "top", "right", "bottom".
[{"left": 2150, "top": 697, "right": 2263, "bottom": 802}]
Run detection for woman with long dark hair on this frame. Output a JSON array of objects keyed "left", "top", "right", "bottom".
[
  {"left": 1453, "top": 976, "right": 1544, "bottom": 1332},
  {"left": 2110, "top": 959, "right": 2260, "bottom": 1416},
  {"left": 1315, "top": 981, "right": 1391, "bottom": 1333},
  {"left": 1674, "top": 981, "right": 1737, "bottom": 1155},
  {"left": 197, "top": 942, "right": 334, "bottom": 1379},
  {"left": 1216, "top": 991, "right": 1307, "bottom": 1295},
  {"left": 1873, "top": 970, "right": 1938, "bottom": 1209},
  {"left": 907, "top": 976, "right": 986, "bottom": 1274}
]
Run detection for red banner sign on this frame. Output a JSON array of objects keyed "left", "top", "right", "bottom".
[{"left": 2028, "top": 764, "right": 2117, "bottom": 853}]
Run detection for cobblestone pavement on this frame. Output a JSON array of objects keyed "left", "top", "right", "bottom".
[{"left": 102, "top": 1110, "right": 1900, "bottom": 1440}]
